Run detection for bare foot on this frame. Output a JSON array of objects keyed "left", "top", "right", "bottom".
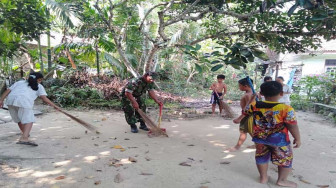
[
  {"left": 276, "top": 180, "right": 297, "bottom": 187},
  {"left": 226, "top": 145, "right": 240, "bottom": 152},
  {"left": 260, "top": 176, "right": 269, "bottom": 184},
  {"left": 247, "top": 145, "right": 256, "bottom": 149}
]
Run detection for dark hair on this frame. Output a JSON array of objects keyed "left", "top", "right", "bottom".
[
  {"left": 263, "top": 76, "right": 272, "bottom": 82},
  {"left": 238, "top": 77, "right": 253, "bottom": 87},
  {"left": 217, "top": 75, "right": 225, "bottom": 79},
  {"left": 277, "top": 76, "right": 284, "bottom": 81},
  {"left": 260, "top": 81, "right": 283, "bottom": 97},
  {"left": 28, "top": 72, "right": 43, "bottom": 91}
]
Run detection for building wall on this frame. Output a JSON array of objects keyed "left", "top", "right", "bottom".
[{"left": 280, "top": 53, "right": 336, "bottom": 77}]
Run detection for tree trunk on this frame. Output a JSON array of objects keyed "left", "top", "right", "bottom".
[
  {"left": 187, "top": 70, "right": 196, "bottom": 84},
  {"left": 46, "top": 8, "right": 52, "bottom": 71},
  {"left": 152, "top": 56, "right": 159, "bottom": 72},
  {"left": 143, "top": 45, "right": 159, "bottom": 74},
  {"left": 112, "top": 36, "right": 139, "bottom": 78},
  {"left": 38, "top": 36, "right": 44, "bottom": 74},
  {"left": 95, "top": 44, "right": 100, "bottom": 75}
]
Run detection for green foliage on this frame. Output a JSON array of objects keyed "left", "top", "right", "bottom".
[
  {"left": 290, "top": 93, "right": 313, "bottom": 111},
  {"left": 297, "top": 73, "right": 336, "bottom": 104},
  {"left": 0, "top": 0, "right": 48, "bottom": 57}
]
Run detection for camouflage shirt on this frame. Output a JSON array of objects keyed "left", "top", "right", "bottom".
[{"left": 122, "top": 77, "right": 155, "bottom": 97}]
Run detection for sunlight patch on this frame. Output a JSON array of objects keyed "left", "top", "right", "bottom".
[
  {"left": 214, "top": 143, "right": 226, "bottom": 147},
  {"left": 99, "top": 151, "right": 111, "bottom": 156},
  {"left": 11, "top": 170, "right": 34, "bottom": 178},
  {"left": 206, "top": 133, "right": 214, "bottom": 137},
  {"left": 54, "top": 160, "right": 71, "bottom": 166},
  {"left": 68, "top": 167, "right": 81, "bottom": 172},
  {"left": 84, "top": 156, "right": 98, "bottom": 162},
  {"left": 223, "top": 154, "right": 235, "bottom": 159},
  {"left": 242, "top": 148, "right": 256, "bottom": 153},
  {"left": 213, "top": 124, "right": 230, "bottom": 129},
  {"left": 32, "top": 170, "right": 62, "bottom": 178}
]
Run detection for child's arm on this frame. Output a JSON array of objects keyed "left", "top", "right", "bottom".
[
  {"left": 287, "top": 124, "right": 301, "bottom": 148},
  {"left": 233, "top": 114, "right": 245, "bottom": 124},
  {"left": 223, "top": 84, "right": 227, "bottom": 96},
  {"left": 233, "top": 95, "right": 249, "bottom": 124},
  {"left": 40, "top": 95, "right": 61, "bottom": 110},
  {"left": 0, "top": 89, "right": 11, "bottom": 108},
  {"left": 233, "top": 94, "right": 256, "bottom": 124},
  {"left": 209, "top": 83, "right": 215, "bottom": 90}
]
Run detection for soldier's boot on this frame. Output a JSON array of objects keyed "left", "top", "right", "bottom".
[
  {"left": 139, "top": 121, "right": 149, "bottom": 131},
  {"left": 130, "top": 124, "right": 138, "bottom": 133}
]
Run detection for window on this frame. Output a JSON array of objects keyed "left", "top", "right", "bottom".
[
  {"left": 325, "top": 60, "right": 336, "bottom": 77},
  {"left": 325, "top": 59, "right": 336, "bottom": 66}
]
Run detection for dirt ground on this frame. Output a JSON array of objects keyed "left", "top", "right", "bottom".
[{"left": 0, "top": 106, "right": 336, "bottom": 188}]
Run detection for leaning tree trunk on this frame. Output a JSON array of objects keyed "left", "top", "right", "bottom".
[
  {"left": 38, "top": 36, "right": 44, "bottom": 74},
  {"left": 143, "top": 45, "right": 159, "bottom": 74},
  {"left": 95, "top": 43, "right": 100, "bottom": 75},
  {"left": 47, "top": 10, "right": 52, "bottom": 72}
]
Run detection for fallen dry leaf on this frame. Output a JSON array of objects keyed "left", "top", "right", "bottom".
[
  {"left": 298, "top": 176, "right": 311, "bottom": 184},
  {"left": 109, "top": 162, "right": 123, "bottom": 168},
  {"left": 102, "top": 117, "right": 107, "bottom": 121},
  {"left": 200, "top": 186, "right": 208, "bottom": 188},
  {"left": 128, "top": 157, "right": 137, "bottom": 163},
  {"left": 94, "top": 180, "right": 101, "bottom": 185},
  {"left": 220, "top": 161, "right": 231, "bottom": 165},
  {"left": 55, "top": 175, "right": 66, "bottom": 180},
  {"left": 71, "top": 137, "right": 80, "bottom": 139},
  {"left": 114, "top": 173, "right": 123, "bottom": 183},
  {"left": 317, "top": 185, "right": 329, "bottom": 188},
  {"left": 94, "top": 144, "right": 99, "bottom": 147},
  {"left": 140, "top": 172, "right": 153, "bottom": 176},
  {"left": 179, "top": 162, "right": 191, "bottom": 167},
  {"left": 95, "top": 131, "right": 101, "bottom": 134},
  {"left": 145, "top": 157, "right": 151, "bottom": 161},
  {"left": 54, "top": 164, "right": 63, "bottom": 168},
  {"left": 120, "top": 148, "right": 125, "bottom": 152},
  {"left": 113, "top": 145, "right": 123, "bottom": 149}
]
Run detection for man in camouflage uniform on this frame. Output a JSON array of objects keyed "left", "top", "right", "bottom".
[{"left": 121, "top": 72, "right": 163, "bottom": 133}]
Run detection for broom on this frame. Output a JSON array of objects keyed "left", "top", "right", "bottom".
[
  {"left": 57, "top": 109, "right": 97, "bottom": 132},
  {"left": 213, "top": 90, "right": 235, "bottom": 118},
  {"left": 137, "top": 109, "right": 168, "bottom": 137}
]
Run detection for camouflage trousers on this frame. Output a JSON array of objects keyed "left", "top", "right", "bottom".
[{"left": 121, "top": 95, "right": 146, "bottom": 126}]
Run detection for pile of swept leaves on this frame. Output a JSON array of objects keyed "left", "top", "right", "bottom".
[{"left": 44, "top": 70, "right": 185, "bottom": 109}]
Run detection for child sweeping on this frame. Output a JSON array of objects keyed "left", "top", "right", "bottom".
[
  {"left": 0, "top": 72, "right": 61, "bottom": 146},
  {"left": 209, "top": 75, "right": 227, "bottom": 116}
]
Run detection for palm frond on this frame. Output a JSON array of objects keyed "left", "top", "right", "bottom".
[
  {"left": 104, "top": 52, "right": 125, "bottom": 72},
  {"left": 169, "top": 29, "right": 183, "bottom": 46},
  {"left": 54, "top": 42, "right": 94, "bottom": 55},
  {"left": 45, "top": 0, "right": 82, "bottom": 28},
  {"left": 98, "top": 38, "right": 116, "bottom": 53}
]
